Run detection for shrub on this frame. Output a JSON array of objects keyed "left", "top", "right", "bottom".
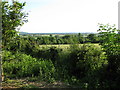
[
  {"left": 59, "top": 44, "right": 107, "bottom": 87},
  {"left": 97, "top": 24, "right": 120, "bottom": 88},
  {"left": 2, "top": 51, "right": 56, "bottom": 81}
]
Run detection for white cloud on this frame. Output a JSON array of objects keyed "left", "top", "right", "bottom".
[{"left": 20, "top": 0, "right": 119, "bottom": 33}]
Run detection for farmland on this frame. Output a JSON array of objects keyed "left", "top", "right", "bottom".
[
  {"left": 1, "top": 1, "right": 120, "bottom": 89},
  {"left": 39, "top": 43, "right": 100, "bottom": 49}
]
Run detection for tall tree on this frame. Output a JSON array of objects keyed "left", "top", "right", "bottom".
[
  {"left": 78, "top": 33, "right": 83, "bottom": 43},
  {"left": 2, "top": 1, "right": 28, "bottom": 48}
]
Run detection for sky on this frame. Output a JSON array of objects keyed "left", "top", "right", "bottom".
[{"left": 11, "top": 0, "right": 120, "bottom": 33}]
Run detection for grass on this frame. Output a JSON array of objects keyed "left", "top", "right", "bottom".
[
  {"left": 40, "top": 34, "right": 65, "bottom": 37},
  {"left": 39, "top": 44, "right": 70, "bottom": 49},
  {"left": 39, "top": 43, "right": 100, "bottom": 49}
]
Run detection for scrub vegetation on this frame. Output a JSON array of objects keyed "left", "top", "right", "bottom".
[{"left": 1, "top": 1, "right": 120, "bottom": 89}]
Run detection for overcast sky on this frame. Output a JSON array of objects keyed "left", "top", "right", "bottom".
[{"left": 14, "top": 0, "right": 119, "bottom": 33}]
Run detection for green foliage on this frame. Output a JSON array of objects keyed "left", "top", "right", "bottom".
[
  {"left": 66, "top": 44, "right": 107, "bottom": 79},
  {"left": 51, "top": 44, "right": 107, "bottom": 88},
  {"left": 98, "top": 24, "right": 120, "bottom": 70},
  {"left": 21, "top": 84, "right": 39, "bottom": 88},
  {"left": 87, "top": 34, "right": 99, "bottom": 43},
  {"left": 2, "top": 1, "right": 28, "bottom": 48},
  {"left": 3, "top": 51, "right": 55, "bottom": 81},
  {"left": 27, "top": 33, "right": 89, "bottom": 45},
  {"left": 97, "top": 24, "right": 120, "bottom": 88},
  {"left": 78, "top": 33, "right": 84, "bottom": 43},
  {"left": 2, "top": 43, "right": 108, "bottom": 88},
  {"left": 2, "top": 7, "right": 120, "bottom": 88},
  {"left": 3, "top": 5, "right": 119, "bottom": 87}
]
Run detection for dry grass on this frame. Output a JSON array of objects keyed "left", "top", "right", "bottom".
[
  {"left": 2, "top": 78, "right": 71, "bottom": 89},
  {"left": 39, "top": 43, "right": 100, "bottom": 49}
]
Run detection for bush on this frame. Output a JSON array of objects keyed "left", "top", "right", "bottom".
[
  {"left": 57, "top": 44, "right": 107, "bottom": 88},
  {"left": 64, "top": 44, "right": 106, "bottom": 77},
  {"left": 2, "top": 43, "right": 109, "bottom": 88},
  {"left": 97, "top": 24, "right": 120, "bottom": 88},
  {"left": 2, "top": 51, "right": 56, "bottom": 81}
]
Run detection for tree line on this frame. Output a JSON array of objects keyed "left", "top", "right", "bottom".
[
  {"left": 1, "top": 1, "right": 120, "bottom": 88},
  {"left": 20, "top": 33, "right": 100, "bottom": 45}
]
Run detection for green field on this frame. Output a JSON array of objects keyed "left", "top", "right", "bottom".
[{"left": 39, "top": 43, "right": 100, "bottom": 49}]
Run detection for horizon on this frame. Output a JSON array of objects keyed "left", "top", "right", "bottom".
[{"left": 19, "top": 31, "right": 98, "bottom": 34}]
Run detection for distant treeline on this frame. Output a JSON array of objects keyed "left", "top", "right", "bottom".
[
  {"left": 21, "top": 33, "right": 100, "bottom": 45},
  {"left": 2, "top": 1, "right": 120, "bottom": 88},
  {"left": 19, "top": 32, "right": 96, "bottom": 35}
]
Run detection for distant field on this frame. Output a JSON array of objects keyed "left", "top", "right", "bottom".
[
  {"left": 20, "top": 33, "right": 91, "bottom": 37},
  {"left": 39, "top": 44, "right": 70, "bottom": 49},
  {"left": 39, "top": 43, "right": 100, "bottom": 49},
  {"left": 40, "top": 34, "right": 65, "bottom": 37}
]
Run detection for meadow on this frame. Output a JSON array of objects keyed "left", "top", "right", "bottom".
[{"left": 39, "top": 43, "right": 100, "bottom": 49}]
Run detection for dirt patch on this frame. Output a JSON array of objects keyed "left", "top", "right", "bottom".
[{"left": 2, "top": 78, "right": 71, "bottom": 89}]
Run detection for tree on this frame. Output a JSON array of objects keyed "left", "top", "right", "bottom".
[
  {"left": 2, "top": 1, "right": 28, "bottom": 48},
  {"left": 87, "top": 34, "right": 98, "bottom": 43},
  {"left": 1, "top": 1, "right": 28, "bottom": 81},
  {"left": 78, "top": 33, "right": 83, "bottom": 43},
  {"left": 98, "top": 24, "right": 120, "bottom": 87}
]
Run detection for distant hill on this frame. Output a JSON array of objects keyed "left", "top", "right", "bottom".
[
  {"left": 19, "top": 32, "right": 97, "bottom": 35},
  {"left": 19, "top": 32, "right": 29, "bottom": 35}
]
